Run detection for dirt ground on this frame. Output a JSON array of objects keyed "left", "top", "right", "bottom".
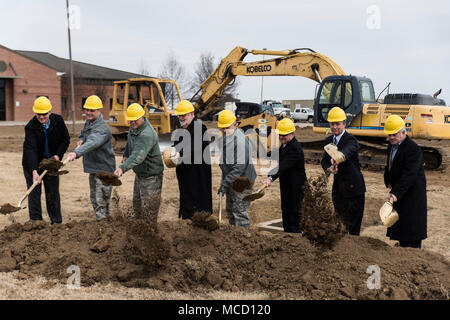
[{"left": 0, "top": 123, "right": 448, "bottom": 300}]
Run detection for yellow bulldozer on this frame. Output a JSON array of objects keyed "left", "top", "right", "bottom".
[
  {"left": 108, "top": 77, "right": 182, "bottom": 150},
  {"left": 191, "top": 46, "right": 450, "bottom": 169}
]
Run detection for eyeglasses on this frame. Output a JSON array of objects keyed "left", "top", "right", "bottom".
[{"left": 36, "top": 113, "right": 48, "bottom": 117}]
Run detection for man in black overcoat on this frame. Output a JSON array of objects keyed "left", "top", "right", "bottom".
[
  {"left": 22, "top": 96, "right": 70, "bottom": 224},
  {"left": 321, "top": 107, "right": 366, "bottom": 235},
  {"left": 383, "top": 115, "right": 427, "bottom": 248},
  {"left": 172, "top": 100, "right": 212, "bottom": 219},
  {"left": 265, "top": 118, "right": 306, "bottom": 233}
]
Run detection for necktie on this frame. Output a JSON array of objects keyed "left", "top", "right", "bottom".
[
  {"left": 390, "top": 144, "right": 398, "bottom": 168},
  {"left": 333, "top": 136, "right": 337, "bottom": 145},
  {"left": 43, "top": 126, "right": 50, "bottom": 159}
]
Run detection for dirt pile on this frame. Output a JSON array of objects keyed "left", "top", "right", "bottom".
[
  {"left": 191, "top": 212, "right": 219, "bottom": 231},
  {"left": 0, "top": 217, "right": 448, "bottom": 299},
  {"left": 301, "top": 174, "right": 346, "bottom": 247}
]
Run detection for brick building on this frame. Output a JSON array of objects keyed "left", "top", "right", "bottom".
[{"left": 0, "top": 44, "right": 145, "bottom": 121}]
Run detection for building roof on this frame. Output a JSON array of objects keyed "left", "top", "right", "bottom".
[{"left": 14, "top": 48, "right": 146, "bottom": 80}]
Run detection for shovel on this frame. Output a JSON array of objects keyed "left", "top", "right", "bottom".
[
  {"left": 0, "top": 155, "right": 73, "bottom": 214},
  {"left": 18, "top": 156, "right": 73, "bottom": 207},
  {"left": 243, "top": 184, "right": 268, "bottom": 202}
]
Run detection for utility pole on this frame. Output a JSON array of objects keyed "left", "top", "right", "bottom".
[
  {"left": 259, "top": 48, "right": 267, "bottom": 104},
  {"left": 66, "top": 0, "right": 76, "bottom": 136}
]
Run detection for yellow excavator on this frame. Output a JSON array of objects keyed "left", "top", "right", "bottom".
[
  {"left": 191, "top": 46, "right": 450, "bottom": 169},
  {"left": 108, "top": 77, "right": 182, "bottom": 150}
]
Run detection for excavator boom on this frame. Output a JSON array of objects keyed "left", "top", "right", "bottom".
[{"left": 194, "top": 46, "right": 345, "bottom": 118}]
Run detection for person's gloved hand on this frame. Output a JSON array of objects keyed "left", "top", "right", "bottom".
[{"left": 218, "top": 185, "right": 227, "bottom": 195}]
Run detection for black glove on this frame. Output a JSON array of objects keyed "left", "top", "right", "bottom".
[{"left": 218, "top": 185, "right": 227, "bottom": 195}]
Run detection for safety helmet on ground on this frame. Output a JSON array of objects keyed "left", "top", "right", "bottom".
[
  {"left": 126, "top": 103, "right": 145, "bottom": 121},
  {"left": 33, "top": 96, "right": 52, "bottom": 114},
  {"left": 176, "top": 100, "right": 195, "bottom": 115},
  {"left": 83, "top": 95, "right": 103, "bottom": 110},
  {"left": 327, "top": 107, "right": 346, "bottom": 122},
  {"left": 384, "top": 115, "right": 405, "bottom": 135},
  {"left": 276, "top": 118, "right": 296, "bottom": 135},
  {"left": 217, "top": 109, "right": 236, "bottom": 128}
]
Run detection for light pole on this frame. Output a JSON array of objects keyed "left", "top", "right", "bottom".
[
  {"left": 66, "top": 0, "right": 76, "bottom": 136},
  {"left": 260, "top": 48, "right": 267, "bottom": 104}
]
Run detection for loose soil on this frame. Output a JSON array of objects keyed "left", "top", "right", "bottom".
[
  {"left": 95, "top": 171, "right": 122, "bottom": 186},
  {"left": 0, "top": 215, "right": 447, "bottom": 299}
]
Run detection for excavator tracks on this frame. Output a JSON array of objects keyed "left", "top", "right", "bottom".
[{"left": 300, "top": 138, "right": 449, "bottom": 171}]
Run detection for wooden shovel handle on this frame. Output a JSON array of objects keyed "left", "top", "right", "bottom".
[
  {"left": 17, "top": 169, "right": 48, "bottom": 207},
  {"left": 256, "top": 184, "right": 268, "bottom": 194},
  {"left": 218, "top": 193, "right": 223, "bottom": 224}
]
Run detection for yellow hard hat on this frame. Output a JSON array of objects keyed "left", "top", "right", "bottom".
[
  {"left": 327, "top": 107, "right": 346, "bottom": 122},
  {"left": 217, "top": 109, "right": 236, "bottom": 128},
  {"left": 83, "top": 95, "right": 103, "bottom": 110},
  {"left": 126, "top": 103, "right": 145, "bottom": 121},
  {"left": 384, "top": 115, "right": 405, "bottom": 135},
  {"left": 276, "top": 118, "right": 295, "bottom": 135},
  {"left": 176, "top": 100, "right": 195, "bottom": 115},
  {"left": 33, "top": 96, "right": 52, "bottom": 114}
]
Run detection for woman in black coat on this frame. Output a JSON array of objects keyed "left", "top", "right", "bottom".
[{"left": 173, "top": 118, "right": 212, "bottom": 219}]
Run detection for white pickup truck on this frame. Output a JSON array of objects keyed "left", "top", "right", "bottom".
[{"left": 291, "top": 107, "right": 314, "bottom": 123}]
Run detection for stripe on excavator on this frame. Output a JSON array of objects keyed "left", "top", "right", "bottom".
[{"left": 348, "top": 126, "right": 411, "bottom": 131}]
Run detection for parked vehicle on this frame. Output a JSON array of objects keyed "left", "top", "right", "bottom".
[
  {"left": 262, "top": 100, "right": 290, "bottom": 119},
  {"left": 292, "top": 107, "right": 314, "bottom": 123}
]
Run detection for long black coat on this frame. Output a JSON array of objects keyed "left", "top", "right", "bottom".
[
  {"left": 384, "top": 136, "right": 427, "bottom": 241},
  {"left": 321, "top": 131, "right": 366, "bottom": 198},
  {"left": 269, "top": 137, "right": 307, "bottom": 213},
  {"left": 173, "top": 119, "right": 212, "bottom": 219},
  {"left": 22, "top": 113, "right": 70, "bottom": 173}
]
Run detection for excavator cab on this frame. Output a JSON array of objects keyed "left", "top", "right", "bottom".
[{"left": 314, "top": 75, "right": 376, "bottom": 127}]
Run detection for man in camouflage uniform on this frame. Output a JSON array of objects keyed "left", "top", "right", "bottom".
[
  {"left": 114, "top": 103, "right": 164, "bottom": 228},
  {"left": 67, "top": 95, "right": 115, "bottom": 220},
  {"left": 217, "top": 110, "right": 256, "bottom": 227}
]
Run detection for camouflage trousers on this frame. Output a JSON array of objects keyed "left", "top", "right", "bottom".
[
  {"left": 225, "top": 185, "right": 253, "bottom": 227},
  {"left": 89, "top": 174, "right": 113, "bottom": 220},
  {"left": 133, "top": 174, "right": 163, "bottom": 228}
]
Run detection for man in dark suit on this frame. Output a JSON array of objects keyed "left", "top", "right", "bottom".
[
  {"left": 22, "top": 96, "right": 70, "bottom": 224},
  {"left": 321, "top": 107, "right": 366, "bottom": 235},
  {"left": 265, "top": 118, "right": 306, "bottom": 233},
  {"left": 383, "top": 115, "right": 427, "bottom": 248}
]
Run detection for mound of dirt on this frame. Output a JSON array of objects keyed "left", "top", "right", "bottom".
[
  {"left": 0, "top": 216, "right": 448, "bottom": 299},
  {"left": 301, "top": 174, "right": 346, "bottom": 247},
  {"left": 191, "top": 212, "right": 219, "bottom": 231}
]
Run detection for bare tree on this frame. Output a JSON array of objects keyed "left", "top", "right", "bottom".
[
  {"left": 158, "top": 51, "right": 187, "bottom": 107},
  {"left": 138, "top": 59, "right": 151, "bottom": 76},
  {"left": 190, "top": 52, "right": 239, "bottom": 105}
]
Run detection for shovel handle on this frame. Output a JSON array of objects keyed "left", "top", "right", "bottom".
[
  {"left": 17, "top": 169, "right": 48, "bottom": 207},
  {"left": 218, "top": 193, "right": 223, "bottom": 224},
  {"left": 256, "top": 184, "right": 268, "bottom": 194}
]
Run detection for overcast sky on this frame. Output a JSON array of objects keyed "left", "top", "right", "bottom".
[{"left": 1, "top": 0, "right": 449, "bottom": 104}]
